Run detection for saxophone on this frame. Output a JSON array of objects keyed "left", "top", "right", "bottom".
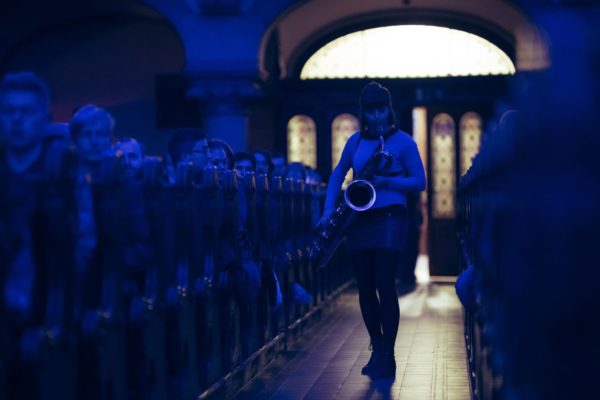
[{"left": 309, "top": 132, "right": 394, "bottom": 268}]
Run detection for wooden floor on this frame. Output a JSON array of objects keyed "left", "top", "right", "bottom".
[{"left": 232, "top": 279, "right": 471, "bottom": 400}]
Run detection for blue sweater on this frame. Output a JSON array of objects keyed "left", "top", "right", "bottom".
[{"left": 324, "top": 130, "right": 426, "bottom": 212}]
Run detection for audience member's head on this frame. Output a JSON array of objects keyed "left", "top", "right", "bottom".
[
  {"left": 208, "top": 138, "right": 234, "bottom": 171},
  {"left": 305, "top": 167, "right": 322, "bottom": 184},
  {"left": 70, "top": 104, "right": 115, "bottom": 163},
  {"left": 253, "top": 150, "right": 273, "bottom": 175},
  {"left": 167, "top": 128, "right": 210, "bottom": 168},
  {"left": 271, "top": 152, "right": 286, "bottom": 170},
  {"left": 114, "top": 137, "right": 144, "bottom": 177},
  {"left": 284, "top": 162, "right": 307, "bottom": 181},
  {"left": 271, "top": 165, "right": 286, "bottom": 178},
  {"left": 234, "top": 151, "right": 255, "bottom": 177},
  {"left": 0, "top": 71, "right": 50, "bottom": 151}
]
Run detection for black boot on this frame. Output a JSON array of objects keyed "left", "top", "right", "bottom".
[
  {"left": 361, "top": 338, "right": 383, "bottom": 375},
  {"left": 368, "top": 344, "right": 396, "bottom": 380}
]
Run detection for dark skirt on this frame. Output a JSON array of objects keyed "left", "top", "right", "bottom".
[{"left": 345, "top": 205, "right": 407, "bottom": 251}]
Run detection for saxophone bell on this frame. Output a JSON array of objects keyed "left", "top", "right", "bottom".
[{"left": 344, "top": 179, "right": 376, "bottom": 211}]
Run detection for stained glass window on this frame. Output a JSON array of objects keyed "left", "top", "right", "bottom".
[
  {"left": 460, "top": 112, "right": 482, "bottom": 176},
  {"left": 331, "top": 113, "right": 359, "bottom": 189},
  {"left": 431, "top": 113, "right": 456, "bottom": 219},
  {"left": 287, "top": 115, "right": 317, "bottom": 169},
  {"left": 301, "top": 25, "right": 515, "bottom": 79}
]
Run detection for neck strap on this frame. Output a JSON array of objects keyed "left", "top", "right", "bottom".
[
  {"left": 356, "top": 126, "right": 396, "bottom": 151},
  {"left": 360, "top": 124, "right": 396, "bottom": 140}
]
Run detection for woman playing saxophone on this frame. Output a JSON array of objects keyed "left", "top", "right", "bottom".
[{"left": 321, "top": 81, "right": 426, "bottom": 380}]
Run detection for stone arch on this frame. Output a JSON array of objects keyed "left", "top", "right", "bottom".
[
  {"left": 1, "top": 12, "right": 184, "bottom": 117},
  {"left": 1, "top": 8, "right": 185, "bottom": 153}
]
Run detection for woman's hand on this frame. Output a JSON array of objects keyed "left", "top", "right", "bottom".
[
  {"left": 318, "top": 209, "right": 334, "bottom": 227},
  {"left": 369, "top": 175, "right": 389, "bottom": 189}
]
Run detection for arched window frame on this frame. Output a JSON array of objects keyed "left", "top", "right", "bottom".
[
  {"left": 431, "top": 113, "right": 456, "bottom": 219},
  {"left": 331, "top": 113, "right": 359, "bottom": 189},
  {"left": 287, "top": 115, "right": 317, "bottom": 169},
  {"left": 459, "top": 112, "right": 483, "bottom": 176}
]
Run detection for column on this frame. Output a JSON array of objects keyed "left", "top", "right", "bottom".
[{"left": 186, "top": 75, "right": 261, "bottom": 151}]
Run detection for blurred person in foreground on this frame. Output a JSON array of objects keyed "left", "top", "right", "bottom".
[
  {"left": 69, "top": 104, "right": 151, "bottom": 307},
  {"left": 0, "top": 71, "right": 86, "bottom": 398}
]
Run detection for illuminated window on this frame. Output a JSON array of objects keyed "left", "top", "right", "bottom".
[
  {"left": 431, "top": 113, "right": 456, "bottom": 219},
  {"left": 301, "top": 25, "right": 515, "bottom": 79},
  {"left": 460, "top": 112, "right": 482, "bottom": 176},
  {"left": 412, "top": 107, "right": 428, "bottom": 203},
  {"left": 331, "top": 114, "right": 359, "bottom": 189},
  {"left": 287, "top": 115, "right": 317, "bottom": 169}
]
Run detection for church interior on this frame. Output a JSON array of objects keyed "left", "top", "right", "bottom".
[{"left": 1, "top": 0, "right": 598, "bottom": 399}]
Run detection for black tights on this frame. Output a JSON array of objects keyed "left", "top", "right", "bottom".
[{"left": 351, "top": 248, "right": 401, "bottom": 349}]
